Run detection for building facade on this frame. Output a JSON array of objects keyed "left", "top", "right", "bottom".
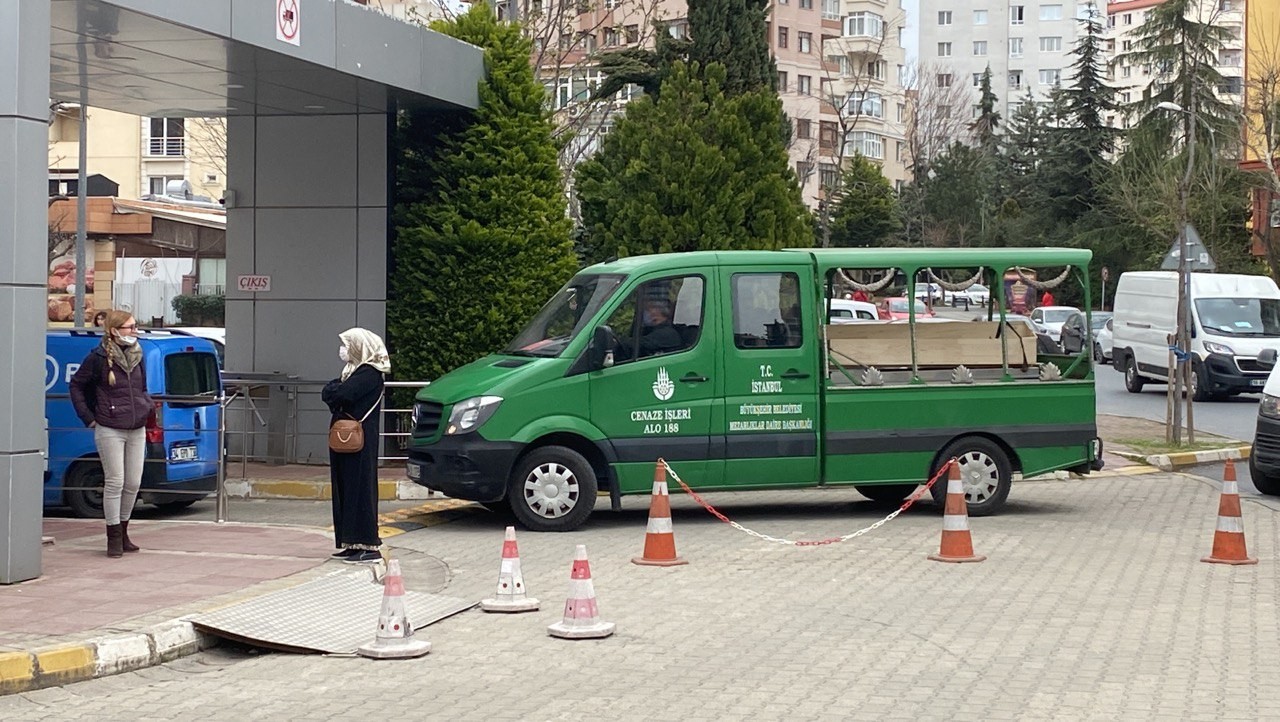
[{"left": 1241, "top": 0, "right": 1279, "bottom": 257}]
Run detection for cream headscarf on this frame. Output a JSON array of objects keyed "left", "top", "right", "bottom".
[{"left": 339, "top": 328, "right": 391, "bottom": 381}]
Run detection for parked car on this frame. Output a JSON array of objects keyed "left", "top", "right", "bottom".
[
  {"left": 879, "top": 297, "right": 935, "bottom": 321},
  {"left": 1030, "top": 305, "right": 1080, "bottom": 344},
  {"left": 952, "top": 284, "right": 990, "bottom": 308},
  {"left": 1252, "top": 349, "right": 1280, "bottom": 495},
  {"left": 1001, "top": 314, "right": 1061, "bottom": 355},
  {"left": 1095, "top": 316, "right": 1114, "bottom": 364},
  {"left": 913, "top": 283, "right": 945, "bottom": 303},
  {"left": 826, "top": 299, "right": 878, "bottom": 324},
  {"left": 1059, "top": 311, "right": 1112, "bottom": 358}
]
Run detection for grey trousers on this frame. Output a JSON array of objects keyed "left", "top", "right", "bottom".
[{"left": 95, "top": 425, "right": 145, "bottom": 525}]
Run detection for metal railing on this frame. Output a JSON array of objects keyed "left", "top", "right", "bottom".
[{"left": 147, "top": 137, "right": 185, "bottom": 156}]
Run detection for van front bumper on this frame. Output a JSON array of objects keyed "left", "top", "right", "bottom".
[
  {"left": 1202, "top": 353, "right": 1269, "bottom": 393},
  {"left": 139, "top": 442, "right": 217, "bottom": 503},
  {"left": 406, "top": 436, "right": 524, "bottom": 503},
  {"left": 1254, "top": 414, "right": 1280, "bottom": 473}
]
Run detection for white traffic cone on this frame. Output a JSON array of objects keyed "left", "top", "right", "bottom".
[
  {"left": 357, "top": 558, "right": 432, "bottom": 659},
  {"left": 480, "top": 526, "right": 539, "bottom": 613},
  {"left": 548, "top": 544, "right": 615, "bottom": 640}
]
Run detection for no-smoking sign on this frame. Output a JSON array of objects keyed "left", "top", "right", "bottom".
[{"left": 276, "top": 0, "right": 300, "bottom": 46}]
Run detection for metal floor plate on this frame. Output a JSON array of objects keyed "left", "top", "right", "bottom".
[{"left": 190, "top": 569, "right": 475, "bottom": 654}]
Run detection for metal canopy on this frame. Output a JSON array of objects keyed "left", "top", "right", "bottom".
[{"left": 48, "top": 0, "right": 482, "bottom": 117}]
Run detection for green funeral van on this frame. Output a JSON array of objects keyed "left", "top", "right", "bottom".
[{"left": 406, "top": 248, "right": 1102, "bottom": 531}]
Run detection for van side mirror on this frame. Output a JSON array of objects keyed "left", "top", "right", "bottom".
[
  {"left": 589, "top": 325, "right": 618, "bottom": 370},
  {"left": 1259, "top": 348, "right": 1278, "bottom": 371}
]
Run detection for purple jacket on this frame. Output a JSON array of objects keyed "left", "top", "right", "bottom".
[{"left": 69, "top": 347, "right": 153, "bottom": 430}]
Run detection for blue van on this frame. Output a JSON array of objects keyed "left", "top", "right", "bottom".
[{"left": 45, "top": 329, "right": 223, "bottom": 517}]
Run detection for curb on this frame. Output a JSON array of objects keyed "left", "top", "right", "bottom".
[
  {"left": 223, "top": 477, "right": 443, "bottom": 501},
  {"left": 0, "top": 620, "right": 216, "bottom": 695},
  {"left": 1115, "top": 445, "right": 1252, "bottom": 472}
]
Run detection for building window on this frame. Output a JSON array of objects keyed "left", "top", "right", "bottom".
[
  {"left": 778, "top": 71, "right": 788, "bottom": 90},
  {"left": 1009, "top": 38, "right": 1023, "bottom": 57},
  {"left": 818, "top": 162, "right": 840, "bottom": 190},
  {"left": 604, "top": 27, "right": 620, "bottom": 46},
  {"left": 866, "top": 60, "right": 887, "bottom": 80},
  {"left": 799, "top": 31, "right": 812, "bottom": 53},
  {"left": 895, "top": 140, "right": 903, "bottom": 162},
  {"left": 625, "top": 24, "right": 639, "bottom": 43},
  {"left": 938, "top": 42, "right": 952, "bottom": 57},
  {"left": 1121, "top": 91, "right": 1131, "bottom": 103},
  {"left": 973, "top": 9, "right": 988, "bottom": 24},
  {"left": 796, "top": 161, "right": 814, "bottom": 181},
  {"left": 1039, "top": 68, "right": 1061, "bottom": 85},
  {"left": 1219, "top": 49, "right": 1242, "bottom": 67},
  {"left": 973, "top": 40, "right": 988, "bottom": 56},
  {"left": 848, "top": 91, "right": 884, "bottom": 118},
  {"left": 819, "top": 121, "right": 838, "bottom": 151},
  {"left": 796, "top": 118, "right": 812, "bottom": 139},
  {"left": 973, "top": 72, "right": 983, "bottom": 87},
  {"left": 822, "top": 0, "right": 840, "bottom": 20},
  {"left": 896, "top": 102, "right": 906, "bottom": 122},
  {"left": 1218, "top": 76, "right": 1243, "bottom": 95},
  {"left": 1107, "top": 15, "right": 1115, "bottom": 28},
  {"left": 845, "top": 131, "right": 884, "bottom": 160},
  {"left": 1121, "top": 65, "right": 1132, "bottom": 78},
  {"left": 844, "top": 12, "right": 883, "bottom": 38},
  {"left": 1123, "top": 13, "right": 1132, "bottom": 25},
  {"left": 1039, "top": 4, "right": 1063, "bottom": 20},
  {"left": 149, "top": 176, "right": 183, "bottom": 195},
  {"left": 1219, "top": 0, "right": 1233, "bottom": 9},
  {"left": 936, "top": 73, "right": 953, "bottom": 88},
  {"left": 1011, "top": 5, "right": 1025, "bottom": 24},
  {"left": 1009, "top": 70, "right": 1023, "bottom": 89},
  {"left": 147, "top": 118, "right": 185, "bottom": 156},
  {"left": 798, "top": 75, "right": 812, "bottom": 95},
  {"left": 1039, "top": 36, "right": 1062, "bottom": 52},
  {"left": 778, "top": 26, "right": 789, "bottom": 48},
  {"left": 938, "top": 10, "right": 952, "bottom": 25},
  {"left": 779, "top": 0, "right": 788, "bottom": 5},
  {"left": 799, "top": 0, "right": 812, "bottom": 9}
]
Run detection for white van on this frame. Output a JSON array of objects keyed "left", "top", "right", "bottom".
[{"left": 1111, "top": 272, "right": 1280, "bottom": 400}]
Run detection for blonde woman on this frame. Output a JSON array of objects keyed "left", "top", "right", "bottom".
[
  {"left": 322, "top": 328, "right": 389, "bottom": 563},
  {"left": 69, "top": 310, "right": 151, "bottom": 557}
]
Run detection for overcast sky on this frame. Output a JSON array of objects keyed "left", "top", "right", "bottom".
[{"left": 901, "top": 0, "right": 919, "bottom": 65}]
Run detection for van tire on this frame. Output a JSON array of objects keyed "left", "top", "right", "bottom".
[
  {"left": 929, "top": 437, "right": 1012, "bottom": 517},
  {"left": 1123, "top": 356, "right": 1145, "bottom": 393},
  {"left": 854, "top": 484, "right": 919, "bottom": 504},
  {"left": 1251, "top": 456, "right": 1280, "bottom": 496},
  {"left": 65, "top": 462, "right": 106, "bottom": 519},
  {"left": 508, "top": 446, "right": 597, "bottom": 532}
]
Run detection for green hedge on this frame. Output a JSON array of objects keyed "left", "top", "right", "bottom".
[{"left": 171, "top": 294, "right": 224, "bottom": 326}]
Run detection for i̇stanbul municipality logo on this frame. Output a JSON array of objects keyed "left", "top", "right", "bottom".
[{"left": 652, "top": 368, "right": 674, "bottom": 401}]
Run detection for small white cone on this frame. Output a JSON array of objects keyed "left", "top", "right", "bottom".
[
  {"left": 481, "top": 526, "right": 539, "bottom": 613},
  {"left": 548, "top": 544, "right": 615, "bottom": 640},
  {"left": 357, "top": 558, "right": 432, "bottom": 659}
]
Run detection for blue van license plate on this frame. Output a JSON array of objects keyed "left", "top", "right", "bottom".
[{"left": 170, "top": 443, "right": 198, "bottom": 462}]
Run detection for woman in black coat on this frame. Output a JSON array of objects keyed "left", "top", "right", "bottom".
[{"left": 321, "top": 328, "right": 389, "bottom": 563}]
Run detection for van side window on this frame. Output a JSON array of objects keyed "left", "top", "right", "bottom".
[
  {"left": 733, "top": 273, "right": 803, "bottom": 349},
  {"left": 606, "top": 275, "right": 705, "bottom": 363}
]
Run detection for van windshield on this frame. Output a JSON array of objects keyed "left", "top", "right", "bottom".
[
  {"left": 164, "top": 352, "right": 221, "bottom": 405},
  {"left": 1195, "top": 297, "right": 1280, "bottom": 337},
  {"left": 504, "top": 274, "right": 625, "bottom": 358}
]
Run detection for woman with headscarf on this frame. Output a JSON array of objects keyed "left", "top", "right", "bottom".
[
  {"left": 321, "top": 328, "right": 389, "bottom": 563},
  {"left": 69, "top": 309, "right": 151, "bottom": 558}
]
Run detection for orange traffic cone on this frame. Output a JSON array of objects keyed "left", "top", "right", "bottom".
[
  {"left": 480, "top": 526, "right": 539, "bottom": 613},
  {"left": 357, "top": 558, "right": 432, "bottom": 658},
  {"left": 928, "top": 459, "right": 986, "bottom": 564},
  {"left": 1202, "top": 459, "right": 1257, "bottom": 566},
  {"left": 547, "top": 544, "right": 615, "bottom": 640},
  {"left": 633, "top": 459, "right": 687, "bottom": 567}
]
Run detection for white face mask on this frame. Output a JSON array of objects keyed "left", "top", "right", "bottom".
[
  {"left": 338, "top": 346, "right": 350, "bottom": 363},
  {"left": 117, "top": 334, "right": 138, "bottom": 346}
]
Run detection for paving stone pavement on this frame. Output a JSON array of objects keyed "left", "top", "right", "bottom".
[{"left": 3, "top": 470, "right": 1279, "bottom": 720}]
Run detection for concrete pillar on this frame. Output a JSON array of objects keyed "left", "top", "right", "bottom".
[
  {"left": 0, "top": 0, "right": 51, "bottom": 583},
  {"left": 224, "top": 112, "right": 389, "bottom": 463}
]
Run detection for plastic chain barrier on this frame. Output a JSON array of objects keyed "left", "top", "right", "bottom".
[{"left": 662, "top": 458, "right": 958, "bottom": 547}]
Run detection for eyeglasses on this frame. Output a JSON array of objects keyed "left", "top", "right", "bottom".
[{"left": 119, "top": 324, "right": 138, "bottom": 330}]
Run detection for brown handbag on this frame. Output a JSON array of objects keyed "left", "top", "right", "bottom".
[{"left": 328, "top": 391, "right": 383, "bottom": 453}]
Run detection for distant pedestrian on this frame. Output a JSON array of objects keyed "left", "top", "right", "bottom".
[
  {"left": 852, "top": 289, "right": 870, "bottom": 303},
  {"left": 91, "top": 310, "right": 108, "bottom": 327},
  {"left": 68, "top": 310, "right": 149, "bottom": 558},
  {"left": 322, "top": 328, "right": 390, "bottom": 563},
  {"left": 1041, "top": 289, "right": 1055, "bottom": 307}
]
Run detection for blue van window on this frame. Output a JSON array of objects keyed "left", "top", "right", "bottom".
[{"left": 165, "top": 353, "right": 220, "bottom": 402}]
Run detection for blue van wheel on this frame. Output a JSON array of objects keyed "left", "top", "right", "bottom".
[{"left": 65, "top": 462, "right": 106, "bottom": 519}]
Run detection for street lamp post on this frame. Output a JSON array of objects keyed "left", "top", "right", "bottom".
[{"left": 1155, "top": 100, "right": 1216, "bottom": 445}]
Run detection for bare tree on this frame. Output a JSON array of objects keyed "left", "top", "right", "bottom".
[
  {"left": 1242, "top": 23, "right": 1280, "bottom": 281},
  {"left": 898, "top": 61, "right": 976, "bottom": 246},
  {"left": 186, "top": 117, "right": 227, "bottom": 178}
]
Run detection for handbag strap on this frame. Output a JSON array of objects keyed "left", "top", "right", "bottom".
[{"left": 358, "top": 391, "right": 385, "bottom": 423}]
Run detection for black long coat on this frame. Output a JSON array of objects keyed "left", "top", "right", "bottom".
[{"left": 321, "top": 365, "right": 385, "bottom": 549}]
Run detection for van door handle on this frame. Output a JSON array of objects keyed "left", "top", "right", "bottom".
[
  {"left": 680, "top": 373, "right": 708, "bottom": 383},
  {"left": 1128, "top": 322, "right": 1151, "bottom": 329},
  {"left": 781, "top": 370, "right": 810, "bottom": 380}
]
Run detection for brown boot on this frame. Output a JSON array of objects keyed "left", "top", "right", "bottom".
[
  {"left": 106, "top": 524, "right": 123, "bottom": 558},
  {"left": 120, "top": 520, "right": 140, "bottom": 552}
]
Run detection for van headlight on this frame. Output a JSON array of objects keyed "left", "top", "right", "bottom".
[
  {"left": 1203, "top": 341, "right": 1234, "bottom": 356},
  {"left": 1262, "top": 394, "right": 1280, "bottom": 420},
  {"left": 446, "top": 396, "right": 503, "bottom": 435}
]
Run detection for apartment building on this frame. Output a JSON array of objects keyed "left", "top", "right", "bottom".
[
  {"left": 918, "top": 0, "right": 1085, "bottom": 121},
  {"left": 530, "top": 0, "right": 909, "bottom": 210},
  {"left": 1103, "top": 0, "right": 1245, "bottom": 130},
  {"left": 1241, "top": 0, "right": 1280, "bottom": 257}
]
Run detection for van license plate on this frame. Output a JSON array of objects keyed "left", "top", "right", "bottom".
[
  {"left": 170, "top": 444, "right": 197, "bottom": 462},
  {"left": 1252, "top": 379, "right": 1266, "bottom": 388}
]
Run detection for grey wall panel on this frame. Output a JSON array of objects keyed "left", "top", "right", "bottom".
[
  {"left": 0, "top": 1, "right": 50, "bottom": 117},
  {"left": 254, "top": 300, "right": 356, "bottom": 380},
  {"left": 253, "top": 208, "right": 358, "bottom": 299},
  {"left": 294, "top": 399, "right": 333, "bottom": 463},
  {"left": 226, "top": 115, "right": 255, "bottom": 209},
  {"left": 0, "top": 123, "right": 50, "bottom": 286},
  {"left": 336, "top": 3, "right": 423, "bottom": 95},
  {"left": 224, "top": 298, "right": 254, "bottom": 373},
  {"left": 0, "top": 287, "right": 46, "bottom": 452},
  {"left": 357, "top": 113, "right": 387, "bottom": 208},
  {"left": 0, "top": 454, "right": 44, "bottom": 582},
  {"left": 254, "top": 115, "right": 358, "bottom": 208},
  {"left": 355, "top": 301, "right": 386, "bottom": 342},
  {"left": 355, "top": 207, "right": 387, "bottom": 301},
  {"left": 229, "top": 0, "right": 336, "bottom": 68},
  {"left": 223, "top": 208, "right": 255, "bottom": 300},
  {"left": 107, "top": 0, "right": 233, "bottom": 36},
  {"left": 420, "top": 32, "right": 483, "bottom": 110}
]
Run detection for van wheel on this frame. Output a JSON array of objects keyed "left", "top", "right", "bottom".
[
  {"left": 929, "top": 437, "right": 1012, "bottom": 517},
  {"left": 1188, "top": 363, "right": 1214, "bottom": 402},
  {"left": 1252, "top": 456, "right": 1280, "bottom": 496},
  {"left": 1123, "top": 356, "right": 1145, "bottom": 393},
  {"left": 854, "top": 484, "right": 919, "bottom": 505},
  {"left": 64, "top": 462, "right": 106, "bottom": 519},
  {"left": 508, "top": 446, "right": 597, "bottom": 532}
]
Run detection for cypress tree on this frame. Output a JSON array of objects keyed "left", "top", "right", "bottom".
[
  {"left": 828, "top": 154, "right": 900, "bottom": 248},
  {"left": 388, "top": 5, "right": 577, "bottom": 383},
  {"left": 969, "top": 66, "right": 1001, "bottom": 151},
  {"left": 686, "top": 0, "right": 777, "bottom": 96}
]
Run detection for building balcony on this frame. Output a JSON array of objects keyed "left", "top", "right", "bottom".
[
  {"left": 824, "top": 35, "right": 884, "bottom": 60},
  {"left": 146, "top": 137, "right": 185, "bottom": 157}
]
